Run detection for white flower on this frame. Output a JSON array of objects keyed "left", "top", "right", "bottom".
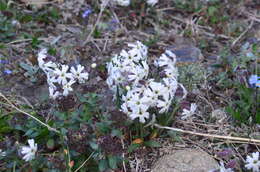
[
  {"left": 21, "top": 139, "right": 37, "bottom": 162},
  {"left": 128, "top": 66, "right": 146, "bottom": 84},
  {"left": 164, "top": 65, "right": 179, "bottom": 79},
  {"left": 53, "top": 65, "right": 73, "bottom": 85},
  {"left": 155, "top": 51, "right": 176, "bottom": 67},
  {"left": 121, "top": 102, "right": 131, "bottom": 115},
  {"left": 141, "top": 61, "right": 149, "bottom": 76},
  {"left": 157, "top": 99, "right": 171, "bottom": 113},
  {"left": 143, "top": 88, "right": 158, "bottom": 106},
  {"left": 38, "top": 49, "right": 47, "bottom": 61},
  {"left": 37, "top": 49, "right": 57, "bottom": 73},
  {"left": 129, "top": 106, "right": 150, "bottom": 123},
  {"left": 49, "top": 86, "right": 60, "bottom": 99},
  {"left": 115, "top": 0, "right": 130, "bottom": 6},
  {"left": 146, "top": 0, "right": 158, "bottom": 6},
  {"left": 127, "top": 93, "right": 148, "bottom": 110},
  {"left": 219, "top": 162, "right": 234, "bottom": 172},
  {"left": 163, "top": 78, "right": 178, "bottom": 96},
  {"left": 62, "top": 79, "right": 75, "bottom": 96},
  {"left": 128, "top": 48, "right": 143, "bottom": 62},
  {"left": 245, "top": 152, "right": 260, "bottom": 172},
  {"left": 40, "top": 61, "right": 57, "bottom": 73},
  {"left": 70, "top": 64, "right": 89, "bottom": 84},
  {"left": 149, "top": 81, "right": 168, "bottom": 97},
  {"left": 113, "top": 71, "right": 124, "bottom": 85},
  {"left": 46, "top": 73, "right": 57, "bottom": 89},
  {"left": 128, "top": 41, "right": 148, "bottom": 58},
  {"left": 120, "top": 49, "right": 132, "bottom": 61},
  {"left": 181, "top": 103, "right": 197, "bottom": 120},
  {"left": 0, "top": 149, "right": 6, "bottom": 157}
]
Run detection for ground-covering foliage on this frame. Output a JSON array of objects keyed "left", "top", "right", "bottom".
[{"left": 0, "top": 0, "right": 260, "bottom": 171}]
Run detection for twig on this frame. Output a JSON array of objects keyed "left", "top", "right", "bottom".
[
  {"left": 231, "top": 20, "right": 254, "bottom": 47},
  {"left": 22, "top": 0, "right": 59, "bottom": 5},
  {"left": 168, "top": 15, "right": 231, "bottom": 39},
  {"left": 198, "top": 95, "right": 214, "bottom": 111},
  {"left": 0, "top": 92, "right": 60, "bottom": 134},
  {"left": 121, "top": 138, "right": 127, "bottom": 172},
  {"left": 83, "top": 0, "right": 109, "bottom": 45},
  {"left": 74, "top": 152, "right": 95, "bottom": 172},
  {"left": 153, "top": 123, "right": 260, "bottom": 144},
  {"left": 6, "top": 38, "right": 46, "bottom": 45},
  {"left": 156, "top": 7, "right": 176, "bottom": 12}
]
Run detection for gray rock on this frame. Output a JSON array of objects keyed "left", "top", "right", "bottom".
[
  {"left": 167, "top": 44, "right": 204, "bottom": 65},
  {"left": 151, "top": 149, "right": 218, "bottom": 172}
]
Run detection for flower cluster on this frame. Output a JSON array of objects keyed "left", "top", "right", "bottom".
[
  {"left": 106, "top": 41, "right": 149, "bottom": 95},
  {"left": 107, "top": 41, "right": 186, "bottom": 123},
  {"left": 114, "top": 0, "right": 158, "bottom": 6},
  {"left": 21, "top": 139, "right": 37, "bottom": 162},
  {"left": 38, "top": 49, "right": 89, "bottom": 99},
  {"left": 120, "top": 77, "right": 179, "bottom": 123}
]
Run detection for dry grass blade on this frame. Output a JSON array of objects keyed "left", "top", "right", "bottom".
[
  {"left": 0, "top": 92, "right": 60, "bottom": 134},
  {"left": 154, "top": 124, "right": 260, "bottom": 144}
]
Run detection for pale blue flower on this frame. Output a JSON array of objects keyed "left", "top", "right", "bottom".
[
  {"left": 249, "top": 75, "right": 260, "bottom": 88},
  {"left": 82, "top": 9, "right": 92, "bottom": 18},
  {"left": 3, "top": 69, "right": 12, "bottom": 75},
  {"left": 0, "top": 60, "right": 8, "bottom": 64}
]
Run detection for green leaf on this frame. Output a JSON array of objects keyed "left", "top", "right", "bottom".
[
  {"left": 256, "top": 111, "right": 260, "bottom": 124},
  {"left": 208, "top": 6, "right": 217, "bottom": 16},
  {"left": 89, "top": 142, "right": 99, "bottom": 150},
  {"left": 127, "top": 143, "right": 140, "bottom": 153},
  {"left": 98, "top": 159, "right": 108, "bottom": 172},
  {"left": 25, "top": 129, "right": 34, "bottom": 136},
  {"left": 111, "top": 129, "right": 122, "bottom": 137},
  {"left": 96, "top": 122, "right": 110, "bottom": 134},
  {"left": 0, "top": 1, "right": 8, "bottom": 10},
  {"left": 144, "top": 140, "right": 161, "bottom": 148},
  {"left": 47, "top": 139, "right": 55, "bottom": 149},
  {"left": 108, "top": 155, "right": 117, "bottom": 169}
]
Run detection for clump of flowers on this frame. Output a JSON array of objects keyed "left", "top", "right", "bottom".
[
  {"left": 245, "top": 152, "right": 260, "bottom": 172},
  {"left": 106, "top": 41, "right": 149, "bottom": 95},
  {"left": 37, "top": 49, "right": 89, "bottom": 100},
  {"left": 20, "top": 139, "right": 37, "bottom": 162},
  {"left": 107, "top": 41, "right": 186, "bottom": 123}
]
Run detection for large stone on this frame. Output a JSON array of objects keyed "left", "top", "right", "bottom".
[
  {"left": 167, "top": 44, "right": 204, "bottom": 66},
  {"left": 151, "top": 149, "right": 218, "bottom": 172}
]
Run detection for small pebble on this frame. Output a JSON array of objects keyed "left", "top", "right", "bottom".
[{"left": 91, "top": 63, "right": 97, "bottom": 68}]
